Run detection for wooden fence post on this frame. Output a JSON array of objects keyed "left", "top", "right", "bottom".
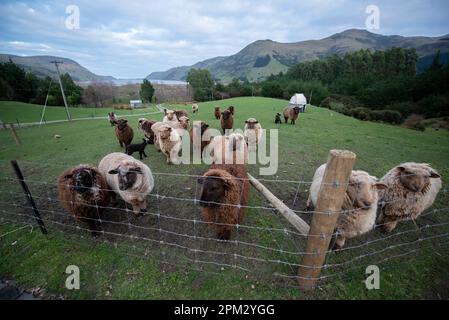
[
  {"left": 9, "top": 123, "right": 21, "bottom": 145},
  {"left": 298, "top": 149, "right": 356, "bottom": 291}
]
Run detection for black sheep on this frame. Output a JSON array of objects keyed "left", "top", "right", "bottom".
[
  {"left": 275, "top": 113, "right": 282, "bottom": 124},
  {"left": 125, "top": 138, "right": 148, "bottom": 160}
]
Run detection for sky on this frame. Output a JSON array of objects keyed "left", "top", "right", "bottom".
[{"left": 0, "top": 0, "right": 449, "bottom": 78}]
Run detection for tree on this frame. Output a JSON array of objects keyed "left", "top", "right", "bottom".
[
  {"left": 82, "top": 82, "right": 115, "bottom": 107},
  {"left": 429, "top": 50, "right": 443, "bottom": 71},
  {"left": 186, "top": 68, "right": 214, "bottom": 101},
  {"left": 140, "top": 79, "right": 155, "bottom": 103}
]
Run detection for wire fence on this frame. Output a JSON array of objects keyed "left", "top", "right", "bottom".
[{"left": 0, "top": 158, "right": 448, "bottom": 292}]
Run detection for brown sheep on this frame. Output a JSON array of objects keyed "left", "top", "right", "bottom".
[
  {"left": 138, "top": 118, "right": 156, "bottom": 144},
  {"left": 220, "top": 110, "right": 233, "bottom": 134},
  {"left": 283, "top": 106, "right": 300, "bottom": 124},
  {"left": 115, "top": 119, "right": 134, "bottom": 147},
  {"left": 227, "top": 106, "right": 235, "bottom": 116},
  {"left": 58, "top": 165, "right": 111, "bottom": 236},
  {"left": 214, "top": 106, "right": 221, "bottom": 119},
  {"left": 190, "top": 121, "right": 210, "bottom": 154},
  {"left": 175, "top": 109, "right": 189, "bottom": 120},
  {"left": 198, "top": 163, "right": 249, "bottom": 240},
  {"left": 177, "top": 116, "right": 190, "bottom": 130}
]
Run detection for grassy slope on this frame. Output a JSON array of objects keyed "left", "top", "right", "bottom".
[
  {"left": 0, "top": 97, "right": 448, "bottom": 299},
  {"left": 0, "top": 101, "right": 157, "bottom": 123}
]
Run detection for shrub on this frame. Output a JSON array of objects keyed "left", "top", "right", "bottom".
[
  {"left": 402, "top": 114, "right": 426, "bottom": 131},
  {"left": 370, "top": 109, "right": 403, "bottom": 124}
]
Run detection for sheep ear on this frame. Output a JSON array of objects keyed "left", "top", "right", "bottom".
[
  {"left": 108, "top": 168, "right": 120, "bottom": 175},
  {"left": 375, "top": 183, "right": 388, "bottom": 190},
  {"left": 245, "top": 120, "right": 249, "bottom": 123},
  {"left": 133, "top": 167, "right": 143, "bottom": 174},
  {"left": 397, "top": 166, "right": 406, "bottom": 173},
  {"left": 430, "top": 171, "right": 441, "bottom": 178}
]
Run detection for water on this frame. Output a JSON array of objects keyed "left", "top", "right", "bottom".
[{"left": 77, "top": 79, "right": 188, "bottom": 86}]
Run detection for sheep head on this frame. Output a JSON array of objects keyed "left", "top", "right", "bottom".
[
  {"left": 64, "top": 167, "right": 97, "bottom": 195},
  {"left": 396, "top": 163, "right": 441, "bottom": 193},
  {"left": 108, "top": 165, "right": 142, "bottom": 191},
  {"left": 222, "top": 110, "right": 231, "bottom": 120},
  {"left": 292, "top": 107, "right": 300, "bottom": 115},
  {"left": 116, "top": 119, "right": 128, "bottom": 130},
  {"left": 178, "top": 116, "right": 190, "bottom": 129},
  {"left": 245, "top": 118, "right": 259, "bottom": 129},
  {"left": 165, "top": 110, "right": 175, "bottom": 120},
  {"left": 159, "top": 126, "right": 172, "bottom": 140},
  {"left": 197, "top": 171, "right": 233, "bottom": 207},
  {"left": 344, "top": 172, "right": 387, "bottom": 210}
]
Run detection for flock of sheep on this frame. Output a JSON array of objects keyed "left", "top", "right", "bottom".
[{"left": 57, "top": 103, "right": 442, "bottom": 249}]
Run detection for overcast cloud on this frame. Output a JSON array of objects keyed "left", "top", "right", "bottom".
[{"left": 0, "top": 0, "right": 448, "bottom": 78}]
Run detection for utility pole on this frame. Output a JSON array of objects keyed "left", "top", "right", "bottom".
[{"left": 50, "top": 61, "right": 71, "bottom": 121}]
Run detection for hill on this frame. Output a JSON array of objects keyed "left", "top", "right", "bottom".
[
  {"left": 0, "top": 54, "right": 115, "bottom": 82},
  {"left": 146, "top": 29, "right": 449, "bottom": 82}
]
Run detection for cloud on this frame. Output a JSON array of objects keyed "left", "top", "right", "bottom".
[{"left": 0, "top": 0, "right": 448, "bottom": 78}]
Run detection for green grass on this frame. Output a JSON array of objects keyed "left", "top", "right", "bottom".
[
  {"left": 0, "top": 97, "right": 449, "bottom": 299},
  {"left": 0, "top": 101, "right": 158, "bottom": 124}
]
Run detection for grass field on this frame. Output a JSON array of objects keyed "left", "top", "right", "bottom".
[{"left": 0, "top": 97, "right": 448, "bottom": 299}]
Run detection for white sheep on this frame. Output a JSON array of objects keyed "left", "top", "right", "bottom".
[
  {"left": 243, "top": 118, "right": 263, "bottom": 150},
  {"left": 158, "top": 125, "right": 182, "bottom": 164},
  {"left": 162, "top": 109, "right": 179, "bottom": 128},
  {"left": 208, "top": 133, "right": 248, "bottom": 165},
  {"left": 99, "top": 152, "right": 154, "bottom": 215},
  {"left": 307, "top": 164, "right": 387, "bottom": 249},
  {"left": 192, "top": 104, "right": 199, "bottom": 113},
  {"left": 378, "top": 162, "right": 442, "bottom": 233}
]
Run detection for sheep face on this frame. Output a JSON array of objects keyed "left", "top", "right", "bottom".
[
  {"left": 245, "top": 118, "right": 258, "bottom": 129},
  {"left": 396, "top": 165, "right": 440, "bottom": 193},
  {"left": 108, "top": 166, "right": 142, "bottom": 191},
  {"left": 293, "top": 107, "right": 300, "bottom": 115},
  {"left": 178, "top": 116, "right": 190, "bottom": 129},
  {"left": 159, "top": 127, "right": 172, "bottom": 140},
  {"left": 222, "top": 110, "right": 231, "bottom": 120},
  {"left": 165, "top": 110, "right": 175, "bottom": 120},
  {"left": 65, "top": 169, "right": 97, "bottom": 195},
  {"left": 346, "top": 173, "right": 387, "bottom": 209},
  {"left": 198, "top": 176, "right": 227, "bottom": 207},
  {"left": 116, "top": 119, "right": 128, "bottom": 130},
  {"left": 215, "top": 106, "right": 220, "bottom": 111}
]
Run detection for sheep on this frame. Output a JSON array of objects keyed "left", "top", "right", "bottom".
[
  {"left": 220, "top": 109, "right": 234, "bottom": 134},
  {"left": 214, "top": 106, "right": 221, "bottom": 120},
  {"left": 126, "top": 138, "right": 149, "bottom": 160},
  {"left": 378, "top": 162, "right": 442, "bottom": 233},
  {"left": 57, "top": 165, "right": 111, "bottom": 236},
  {"left": 208, "top": 133, "right": 248, "bottom": 165},
  {"left": 275, "top": 113, "right": 282, "bottom": 124},
  {"left": 283, "top": 106, "right": 300, "bottom": 124},
  {"left": 150, "top": 121, "right": 166, "bottom": 152},
  {"left": 175, "top": 109, "right": 189, "bottom": 120},
  {"left": 307, "top": 164, "right": 387, "bottom": 249},
  {"left": 99, "top": 152, "right": 154, "bottom": 216},
  {"left": 108, "top": 112, "right": 118, "bottom": 126},
  {"left": 227, "top": 106, "right": 235, "bottom": 116},
  {"left": 115, "top": 119, "right": 134, "bottom": 147},
  {"left": 243, "top": 118, "right": 263, "bottom": 150},
  {"left": 192, "top": 104, "right": 199, "bottom": 113},
  {"left": 162, "top": 109, "right": 179, "bottom": 128},
  {"left": 138, "top": 118, "right": 156, "bottom": 144},
  {"left": 197, "top": 163, "right": 249, "bottom": 240},
  {"left": 189, "top": 121, "right": 210, "bottom": 154},
  {"left": 158, "top": 125, "right": 182, "bottom": 164}
]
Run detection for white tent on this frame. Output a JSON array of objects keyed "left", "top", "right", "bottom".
[{"left": 289, "top": 93, "right": 307, "bottom": 112}]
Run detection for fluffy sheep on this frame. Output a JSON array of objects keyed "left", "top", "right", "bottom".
[
  {"left": 192, "top": 104, "right": 199, "bottom": 113},
  {"left": 189, "top": 121, "right": 210, "bottom": 154},
  {"left": 150, "top": 121, "right": 166, "bottom": 152},
  {"left": 163, "top": 109, "right": 179, "bottom": 128},
  {"left": 58, "top": 165, "right": 111, "bottom": 236},
  {"left": 220, "top": 110, "right": 234, "bottom": 134},
  {"left": 378, "top": 162, "right": 442, "bottom": 233},
  {"left": 307, "top": 164, "right": 387, "bottom": 249},
  {"left": 115, "top": 119, "right": 134, "bottom": 147},
  {"left": 214, "top": 106, "right": 221, "bottom": 119},
  {"left": 158, "top": 125, "right": 182, "bottom": 164},
  {"left": 208, "top": 133, "right": 248, "bottom": 165},
  {"left": 177, "top": 116, "right": 190, "bottom": 130},
  {"left": 198, "top": 163, "right": 249, "bottom": 240},
  {"left": 243, "top": 118, "right": 263, "bottom": 150},
  {"left": 108, "top": 112, "right": 118, "bottom": 126},
  {"left": 138, "top": 118, "right": 156, "bottom": 144},
  {"left": 99, "top": 152, "right": 154, "bottom": 215},
  {"left": 283, "top": 106, "right": 300, "bottom": 124},
  {"left": 175, "top": 109, "right": 189, "bottom": 120}
]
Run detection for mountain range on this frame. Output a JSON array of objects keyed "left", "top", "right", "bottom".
[
  {"left": 146, "top": 29, "right": 449, "bottom": 82},
  {"left": 0, "top": 54, "right": 114, "bottom": 82}
]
